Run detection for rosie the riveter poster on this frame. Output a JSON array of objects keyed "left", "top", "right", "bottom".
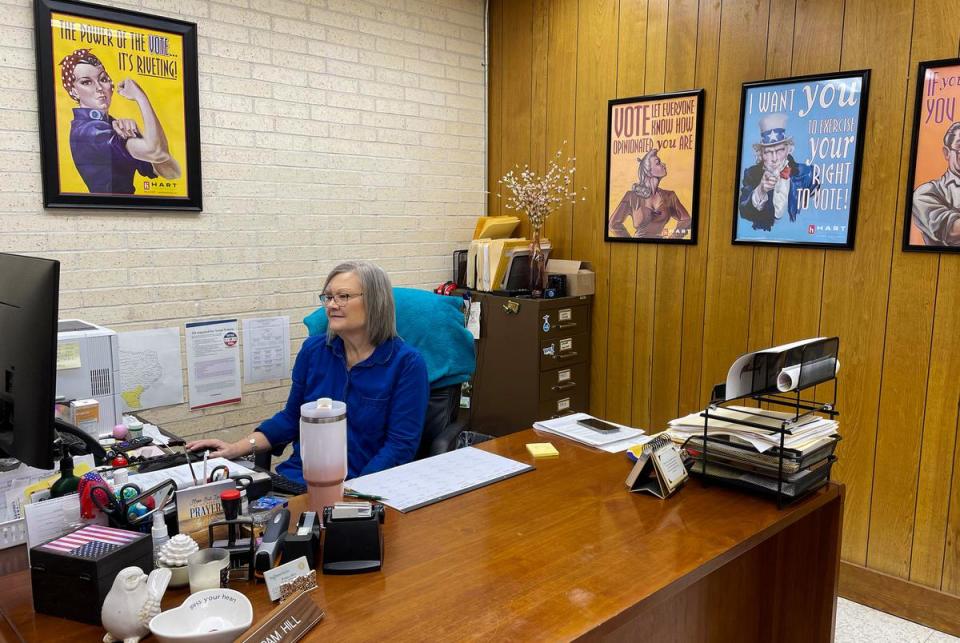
[{"left": 35, "top": 0, "right": 201, "bottom": 210}]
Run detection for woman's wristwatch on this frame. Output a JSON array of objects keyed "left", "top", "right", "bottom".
[{"left": 248, "top": 437, "right": 257, "bottom": 455}]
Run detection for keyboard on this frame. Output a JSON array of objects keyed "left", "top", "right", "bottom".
[
  {"left": 136, "top": 451, "right": 204, "bottom": 474},
  {"left": 268, "top": 471, "right": 307, "bottom": 496}
]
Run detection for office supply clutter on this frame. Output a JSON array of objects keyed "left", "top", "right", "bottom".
[{"left": 625, "top": 434, "right": 689, "bottom": 499}]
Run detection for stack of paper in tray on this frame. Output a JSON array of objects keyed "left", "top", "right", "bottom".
[{"left": 665, "top": 405, "right": 840, "bottom": 498}]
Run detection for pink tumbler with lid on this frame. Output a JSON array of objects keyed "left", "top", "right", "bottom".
[{"left": 300, "top": 397, "right": 347, "bottom": 514}]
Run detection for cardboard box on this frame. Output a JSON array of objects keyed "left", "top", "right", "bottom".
[
  {"left": 546, "top": 259, "right": 595, "bottom": 296},
  {"left": 70, "top": 399, "right": 100, "bottom": 437}
]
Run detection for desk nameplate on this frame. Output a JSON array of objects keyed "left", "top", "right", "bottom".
[{"left": 239, "top": 590, "right": 323, "bottom": 643}]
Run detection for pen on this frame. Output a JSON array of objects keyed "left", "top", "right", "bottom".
[
  {"left": 343, "top": 488, "right": 386, "bottom": 501},
  {"left": 184, "top": 447, "right": 198, "bottom": 485}
]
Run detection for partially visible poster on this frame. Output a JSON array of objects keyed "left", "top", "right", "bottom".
[
  {"left": 242, "top": 317, "right": 290, "bottom": 384},
  {"left": 185, "top": 319, "right": 241, "bottom": 410},
  {"left": 34, "top": 0, "right": 201, "bottom": 210},
  {"left": 605, "top": 90, "right": 704, "bottom": 244},
  {"left": 904, "top": 58, "right": 960, "bottom": 252},
  {"left": 117, "top": 327, "right": 184, "bottom": 411},
  {"left": 733, "top": 71, "right": 870, "bottom": 248}
]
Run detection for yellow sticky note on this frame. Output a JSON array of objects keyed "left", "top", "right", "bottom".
[
  {"left": 57, "top": 342, "right": 81, "bottom": 370},
  {"left": 526, "top": 442, "right": 559, "bottom": 458}
]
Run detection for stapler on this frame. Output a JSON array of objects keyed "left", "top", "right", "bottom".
[
  {"left": 281, "top": 511, "right": 321, "bottom": 569},
  {"left": 254, "top": 508, "right": 290, "bottom": 578}
]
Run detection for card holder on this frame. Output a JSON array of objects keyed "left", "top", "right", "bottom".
[{"left": 625, "top": 434, "right": 689, "bottom": 499}]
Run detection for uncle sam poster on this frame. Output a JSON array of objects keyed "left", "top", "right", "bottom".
[
  {"left": 34, "top": 0, "right": 202, "bottom": 210},
  {"left": 732, "top": 70, "right": 870, "bottom": 249}
]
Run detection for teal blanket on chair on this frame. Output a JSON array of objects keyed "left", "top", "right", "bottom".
[{"left": 303, "top": 287, "right": 475, "bottom": 389}]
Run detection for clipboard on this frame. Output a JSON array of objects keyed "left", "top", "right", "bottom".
[{"left": 625, "top": 434, "right": 689, "bottom": 499}]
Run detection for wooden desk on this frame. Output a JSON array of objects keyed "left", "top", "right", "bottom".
[{"left": 0, "top": 430, "right": 842, "bottom": 642}]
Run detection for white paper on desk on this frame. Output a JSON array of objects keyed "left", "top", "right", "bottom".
[
  {"left": 533, "top": 413, "right": 645, "bottom": 447},
  {"left": 185, "top": 319, "right": 242, "bottom": 410},
  {"left": 24, "top": 494, "right": 107, "bottom": 550},
  {"left": 128, "top": 457, "right": 250, "bottom": 491},
  {"left": 118, "top": 327, "right": 184, "bottom": 411},
  {"left": 347, "top": 447, "right": 533, "bottom": 513},
  {"left": 596, "top": 435, "right": 654, "bottom": 453},
  {"left": 141, "top": 423, "right": 170, "bottom": 446},
  {"left": 242, "top": 316, "right": 290, "bottom": 384}
]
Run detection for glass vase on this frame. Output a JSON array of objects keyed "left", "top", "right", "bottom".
[{"left": 529, "top": 227, "right": 547, "bottom": 297}]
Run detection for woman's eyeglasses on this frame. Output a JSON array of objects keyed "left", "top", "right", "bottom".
[{"left": 319, "top": 292, "right": 363, "bottom": 306}]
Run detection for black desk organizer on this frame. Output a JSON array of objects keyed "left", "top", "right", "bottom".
[{"left": 688, "top": 337, "right": 841, "bottom": 509}]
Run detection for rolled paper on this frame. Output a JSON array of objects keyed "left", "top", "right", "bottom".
[{"left": 777, "top": 357, "right": 840, "bottom": 392}]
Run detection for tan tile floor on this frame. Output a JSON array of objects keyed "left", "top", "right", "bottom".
[{"left": 836, "top": 598, "right": 960, "bottom": 643}]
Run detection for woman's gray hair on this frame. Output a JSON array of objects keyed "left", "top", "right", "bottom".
[{"left": 323, "top": 261, "right": 397, "bottom": 346}]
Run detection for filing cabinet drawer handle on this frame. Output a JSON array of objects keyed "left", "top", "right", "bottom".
[
  {"left": 557, "top": 322, "right": 577, "bottom": 330},
  {"left": 552, "top": 381, "right": 577, "bottom": 391},
  {"left": 550, "top": 411, "right": 575, "bottom": 419},
  {"left": 556, "top": 351, "right": 579, "bottom": 361}
]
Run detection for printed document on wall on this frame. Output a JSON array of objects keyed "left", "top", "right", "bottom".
[
  {"left": 242, "top": 316, "right": 290, "bottom": 384},
  {"left": 185, "top": 319, "right": 241, "bottom": 410},
  {"left": 117, "top": 327, "right": 184, "bottom": 411}
]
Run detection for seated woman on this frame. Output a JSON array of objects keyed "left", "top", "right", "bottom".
[{"left": 187, "top": 261, "right": 429, "bottom": 483}]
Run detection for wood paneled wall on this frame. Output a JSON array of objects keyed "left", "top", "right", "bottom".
[{"left": 488, "top": 0, "right": 960, "bottom": 602}]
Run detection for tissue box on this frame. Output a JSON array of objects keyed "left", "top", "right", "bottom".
[
  {"left": 30, "top": 524, "right": 151, "bottom": 625},
  {"left": 546, "top": 259, "right": 595, "bottom": 296}
]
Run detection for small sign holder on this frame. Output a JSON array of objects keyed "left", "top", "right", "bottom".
[{"left": 625, "top": 434, "right": 689, "bottom": 499}]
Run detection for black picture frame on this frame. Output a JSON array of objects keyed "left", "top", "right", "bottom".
[
  {"left": 731, "top": 70, "right": 870, "bottom": 249},
  {"left": 34, "top": 0, "right": 202, "bottom": 210},
  {"left": 604, "top": 89, "right": 704, "bottom": 245},
  {"left": 903, "top": 57, "right": 960, "bottom": 252}
]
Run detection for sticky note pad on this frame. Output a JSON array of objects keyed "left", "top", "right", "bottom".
[{"left": 526, "top": 442, "right": 559, "bottom": 458}]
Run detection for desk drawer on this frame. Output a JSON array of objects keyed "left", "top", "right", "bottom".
[
  {"left": 539, "top": 332, "right": 589, "bottom": 371},
  {"left": 538, "top": 303, "right": 589, "bottom": 338},
  {"left": 537, "top": 388, "right": 588, "bottom": 419},
  {"left": 539, "top": 362, "right": 589, "bottom": 402}
]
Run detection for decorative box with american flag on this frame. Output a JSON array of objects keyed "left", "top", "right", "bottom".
[{"left": 30, "top": 524, "right": 152, "bottom": 625}]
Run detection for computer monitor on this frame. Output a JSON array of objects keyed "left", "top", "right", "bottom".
[{"left": 0, "top": 252, "right": 60, "bottom": 469}]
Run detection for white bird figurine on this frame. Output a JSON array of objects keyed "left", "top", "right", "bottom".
[{"left": 101, "top": 566, "right": 172, "bottom": 643}]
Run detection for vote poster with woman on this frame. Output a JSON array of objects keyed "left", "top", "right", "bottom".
[
  {"left": 35, "top": 0, "right": 201, "bottom": 210},
  {"left": 604, "top": 89, "right": 704, "bottom": 244}
]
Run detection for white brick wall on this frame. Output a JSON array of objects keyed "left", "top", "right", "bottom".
[{"left": 0, "top": 0, "right": 485, "bottom": 441}]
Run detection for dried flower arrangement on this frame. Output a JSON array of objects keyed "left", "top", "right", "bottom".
[{"left": 497, "top": 143, "right": 585, "bottom": 234}]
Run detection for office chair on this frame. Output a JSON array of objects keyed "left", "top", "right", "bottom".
[{"left": 254, "top": 287, "right": 475, "bottom": 471}]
